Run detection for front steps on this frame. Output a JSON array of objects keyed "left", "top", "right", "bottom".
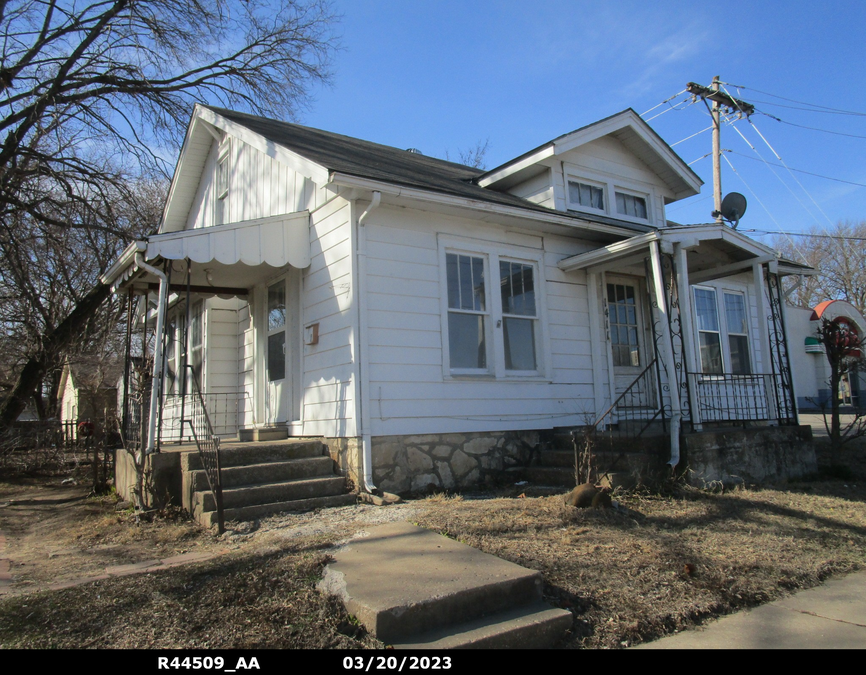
[
  {"left": 181, "top": 439, "right": 355, "bottom": 528},
  {"left": 524, "top": 426, "right": 670, "bottom": 489},
  {"left": 320, "top": 522, "right": 572, "bottom": 649}
]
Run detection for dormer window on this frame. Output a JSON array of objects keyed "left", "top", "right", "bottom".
[
  {"left": 615, "top": 191, "right": 648, "bottom": 220},
  {"left": 567, "top": 180, "right": 604, "bottom": 211}
]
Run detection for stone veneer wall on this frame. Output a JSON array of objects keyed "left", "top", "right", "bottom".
[
  {"left": 321, "top": 436, "right": 363, "bottom": 490},
  {"left": 371, "top": 430, "right": 538, "bottom": 494}
]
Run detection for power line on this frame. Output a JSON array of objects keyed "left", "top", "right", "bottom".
[
  {"left": 740, "top": 229, "right": 866, "bottom": 241},
  {"left": 726, "top": 150, "right": 866, "bottom": 189},
  {"left": 723, "top": 82, "right": 866, "bottom": 117},
  {"left": 757, "top": 112, "right": 866, "bottom": 140},
  {"left": 640, "top": 89, "right": 687, "bottom": 117}
]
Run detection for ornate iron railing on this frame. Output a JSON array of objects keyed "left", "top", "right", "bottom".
[
  {"left": 182, "top": 365, "right": 225, "bottom": 534},
  {"left": 687, "top": 372, "right": 794, "bottom": 425},
  {"left": 574, "top": 357, "right": 664, "bottom": 483}
]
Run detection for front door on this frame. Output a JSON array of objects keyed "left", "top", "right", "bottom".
[
  {"left": 606, "top": 277, "right": 654, "bottom": 409},
  {"left": 266, "top": 279, "right": 289, "bottom": 424}
]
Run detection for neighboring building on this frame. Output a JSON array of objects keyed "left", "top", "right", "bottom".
[
  {"left": 102, "top": 105, "right": 812, "bottom": 496},
  {"left": 786, "top": 299, "right": 865, "bottom": 412},
  {"left": 57, "top": 355, "right": 123, "bottom": 436}
]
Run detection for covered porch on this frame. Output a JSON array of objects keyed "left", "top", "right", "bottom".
[
  {"left": 101, "top": 212, "right": 311, "bottom": 455},
  {"left": 558, "top": 223, "right": 813, "bottom": 469}
]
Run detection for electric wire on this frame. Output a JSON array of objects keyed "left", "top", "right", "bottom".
[
  {"left": 640, "top": 89, "right": 687, "bottom": 117},
  {"left": 757, "top": 113, "right": 866, "bottom": 140},
  {"left": 726, "top": 150, "right": 866, "bottom": 189},
  {"left": 721, "top": 153, "right": 807, "bottom": 261},
  {"left": 740, "top": 229, "right": 866, "bottom": 241},
  {"left": 671, "top": 124, "right": 713, "bottom": 147},
  {"left": 723, "top": 82, "right": 866, "bottom": 117},
  {"left": 643, "top": 96, "right": 697, "bottom": 122}
]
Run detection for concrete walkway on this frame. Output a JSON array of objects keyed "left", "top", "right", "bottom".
[{"left": 635, "top": 569, "right": 866, "bottom": 649}]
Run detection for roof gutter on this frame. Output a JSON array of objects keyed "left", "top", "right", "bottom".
[{"left": 329, "top": 172, "right": 649, "bottom": 239}]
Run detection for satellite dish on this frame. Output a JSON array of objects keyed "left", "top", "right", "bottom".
[{"left": 715, "top": 192, "right": 747, "bottom": 229}]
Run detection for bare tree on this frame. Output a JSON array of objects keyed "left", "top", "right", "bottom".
[
  {"left": 446, "top": 139, "right": 490, "bottom": 170},
  {"left": 0, "top": 0, "right": 339, "bottom": 428},
  {"left": 775, "top": 221, "right": 866, "bottom": 315}
]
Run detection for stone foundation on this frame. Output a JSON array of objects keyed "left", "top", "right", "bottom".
[
  {"left": 371, "top": 430, "right": 538, "bottom": 494},
  {"left": 321, "top": 436, "right": 362, "bottom": 490}
]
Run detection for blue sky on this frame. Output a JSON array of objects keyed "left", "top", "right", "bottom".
[{"left": 296, "top": 0, "right": 866, "bottom": 252}]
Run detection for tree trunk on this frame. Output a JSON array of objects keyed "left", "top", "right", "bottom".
[{"left": 0, "top": 282, "right": 112, "bottom": 430}]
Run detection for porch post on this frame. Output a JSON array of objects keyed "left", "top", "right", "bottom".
[
  {"left": 649, "top": 241, "right": 682, "bottom": 467},
  {"left": 752, "top": 261, "right": 778, "bottom": 422},
  {"left": 587, "top": 271, "right": 606, "bottom": 420},
  {"left": 675, "top": 244, "right": 702, "bottom": 430}
]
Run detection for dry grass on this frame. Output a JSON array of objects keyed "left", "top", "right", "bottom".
[{"left": 1, "top": 438, "right": 865, "bottom": 649}]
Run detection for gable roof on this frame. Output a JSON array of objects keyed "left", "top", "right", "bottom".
[
  {"left": 476, "top": 109, "right": 703, "bottom": 199},
  {"left": 161, "top": 105, "right": 685, "bottom": 236}
]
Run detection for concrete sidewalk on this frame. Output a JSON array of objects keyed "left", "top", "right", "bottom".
[{"left": 635, "top": 569, "right": 866, "bottom": 649}]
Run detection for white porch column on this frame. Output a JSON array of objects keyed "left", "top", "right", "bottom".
[
  {"left": 587, "top": 271, "right": 606, "bottom": 420},
  {"left": 753, "top": 261, "right": 779, "bottom": 422},
  {"left": 649, "top": 241, "right": 682, "bottom": 467},
  {"left": 675, "top": 243, "right": 701, "bottom": 429}
]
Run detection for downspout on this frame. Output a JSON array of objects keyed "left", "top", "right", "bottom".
[
  {"left": 357, "top": 191, "right": 381, "bottom": 493},
  {"left": 135, "top": 252, "right": 169, "bottom": 456}
]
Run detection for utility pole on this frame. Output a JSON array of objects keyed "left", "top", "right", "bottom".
[{"left": 686, "top": 78, "right": 755, "bottom": 223}]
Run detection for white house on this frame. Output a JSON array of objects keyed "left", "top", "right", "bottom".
[{"left": 102, "top": 105, "right": 811, "bottom": 497}]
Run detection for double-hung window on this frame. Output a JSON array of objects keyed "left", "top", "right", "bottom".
[
  {"left": 446, "top": 253, "right": 488, "bottom": 371},
  {"left": 693, "top": 286, "right": 752, "bottom": 375},
  {"left": 443, "top": 241, "right": 544, "bottom": 377}
]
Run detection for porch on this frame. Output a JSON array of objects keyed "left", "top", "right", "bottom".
[{"left": 557, "top": 223, "right": 815, "bottom": 479}]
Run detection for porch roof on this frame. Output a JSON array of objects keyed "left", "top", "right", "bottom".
[
  {"left": 101, "top": 212, "right": 310, "bottom": 295},
  {"left": 556, "top": 223, "right": 815, "bottom": 280}
]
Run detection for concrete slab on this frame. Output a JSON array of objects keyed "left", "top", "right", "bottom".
[
  {"left": 635, "top": 603, "right": 866, "bottom": 649},
  {"left": 635, "top": 570, "right": 866, "bottom": 649},
  {"left": 775, "top": 573, "right": 866, "bottom": 626},
  {"left": 319, "top": 522, "right": 549, "bottom": 644}
]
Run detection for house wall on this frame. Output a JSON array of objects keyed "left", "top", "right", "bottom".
[
  {"left": 59, "top": 373, "right": 78, "bottom": 422},
  {"left": 301, "top": 196, "right": 357, "bottom": 437},
  {"left": 786, "top": 304, "right": 830, "bottom": 410},
  {"left": 361, "top": 205, "right": 600, "bottom": 441},
  {"left": 184, "top": 136, "right": 341, "bottom": 230}
]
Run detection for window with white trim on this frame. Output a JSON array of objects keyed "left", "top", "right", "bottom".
[
  {"left": 615, "top": 191, "right": 648, "bottom": 220},
  {"left": 567, "top": 180, "right": 605, "bottom": 212},
  {"left": 442, "top": 243, "right": 544, "bottom": 377},
  {"left": 693, "top": 286, "right": 752, "bottom": 375},
  {"left": 564, "top": 165, "right": 656, "bottom": 224},
  {"left": 215, "top": 143, "right": 230, "bottom": 225}
]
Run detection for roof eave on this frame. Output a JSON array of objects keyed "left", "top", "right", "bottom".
[{"left": 330, "top": 172, "right": 652, "bottom": 239}]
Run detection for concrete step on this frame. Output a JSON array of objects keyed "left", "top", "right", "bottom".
[
  {"left": 238, "top": 426, "right": 288, "bottom": 442},
  {"left": 392, "top": 602, "right": 572, "bottom": 649},
  {"left": 196, "top": 492, "right": 357, "bottom": 528},
  {"left": 320, "top": 522, "right": 570, "bottom": 648},
  {"left": 195, "top": 475, "right": 347, "bottom": 511},
  {"left": 185, "top": 457, "right": 334, "bottom": 491},
  {"left": 181, "top": 440, "right": 324, "bottom": 471},
  {"left": 533, "top": 449, "right": 576, "bottom": 468}
]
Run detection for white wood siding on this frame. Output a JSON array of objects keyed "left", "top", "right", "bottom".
[
  {"left": 363, "top": 206, "right": 602, "bottom": 436},
  {"left": 184, "top": 137, "right": 341, "bottom": 230},
  {"left": 301, "top": 197, "right": 357, "bottom": 437}
]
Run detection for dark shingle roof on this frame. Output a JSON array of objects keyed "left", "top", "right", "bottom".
[{"left": 205, "top": 106, "right": 651, "bottom": 232}]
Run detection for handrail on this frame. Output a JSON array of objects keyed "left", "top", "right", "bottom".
[
  {"left": 592, "top": 357, "right": 664, "bottom": 435},
  {"left": 183, "top": 365, "right": 225, "bottom": 534}
]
